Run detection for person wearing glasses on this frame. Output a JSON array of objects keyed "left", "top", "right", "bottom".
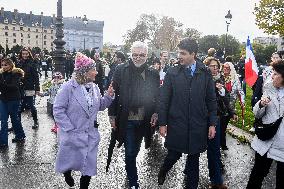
[
  {"left": 0, "top": 58, "right": 26, "bottom": 149},
  {"left": 221, "top": 61, "right": 245, "bottom": 150},
  {"left": 108, "top": 41, "right": 160, "bottom": 189}
]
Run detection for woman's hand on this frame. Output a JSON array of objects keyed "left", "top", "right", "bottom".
[
  {"left": 107, "top": 82, "right": 115, "bottom": 97},
  {"left": 260, "top": 96, "right": 271, "bottom": 107},
  {"left": 216, "top": 83, "right": 223, "bottom": 91}
]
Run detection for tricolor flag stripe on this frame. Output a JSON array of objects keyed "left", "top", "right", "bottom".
[{"left": 245, "top": 37, "right": 258, "bottom": 87}]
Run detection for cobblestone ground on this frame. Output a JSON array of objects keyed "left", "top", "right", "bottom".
[{"left": 0, "top": 95, "right": 276, "bottom": 189}]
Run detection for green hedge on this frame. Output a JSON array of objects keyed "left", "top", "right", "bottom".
[{"left": 232, "top": 86, "right": 255, "bottom": 132}]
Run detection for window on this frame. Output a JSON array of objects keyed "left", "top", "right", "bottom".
[
  {"left": 36, "top": 41, "right": 38, "bottom": 45},
  {"left": 51, "top": 42, "right": 53, "bottom": 46},
  {"left": 4, "top": 26, "right": 8, "bottom": 30},
  {"left": 44, "top": 30, "right": 47, "bottom": 33},
  {"left": 44, "top": 35, "right": 47, "bottom": 39},
  {"left": 13, "top": 33, "right": 16, "bottom": 37},
  {"left": 44, "top": 41, "right": 47, "bottom": 45},
  {"left": 21, "top": 39, "right": 23, "bottom": 43},
  {"left": 5, "top": 32, "right": 8, "bottom": 36},
  {"left": 28, "top": 40, "right": 30, "bottom": 44},
  {"left": 21, "top": 33, "right": 23, "bottom": 37},
  {"left": 36, "top": 35, "right": 38, "bottom": 39},
  {"left": 51, "top": 30, "right": 53, "bottom": 34},
  {"left": 6, "top": 38, "right": 8, "bottom": 43},
  {"left": 28, "top": 28, "right": 30, "bottom": 31},
  {"left": 36, "top": 29, "right": 38, "bottom": 32},
  {"left": 13, "top": 39, "right": 16, "bottom": 43},
  {"left": 13, "top": 27, "right": 15, "bottom": 31},
  {"left": 28, "top": 34, "right": 30, "bottom": 38},
  {"left": 20, "top": 27, "right": 23, "bottom": 31},
  {"left": 51, "top": 36, "right": 54, "bottom": 39}
]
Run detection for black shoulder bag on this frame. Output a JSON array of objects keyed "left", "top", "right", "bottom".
[{"left": 254, "top": 116, "right": 283, "bottom": 141}]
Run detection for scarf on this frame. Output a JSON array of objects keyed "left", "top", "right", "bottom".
[{"left": 128, "top": 60, "right": 148, "bottom": 114}]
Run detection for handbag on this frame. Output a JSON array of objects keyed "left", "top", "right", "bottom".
[{"left": 254, "top": 116, "right": 283, "bottom": 141}]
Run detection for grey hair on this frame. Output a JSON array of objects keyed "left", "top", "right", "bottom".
[{"left": 130, "top": 41, "right": 148, "bottom": 54}]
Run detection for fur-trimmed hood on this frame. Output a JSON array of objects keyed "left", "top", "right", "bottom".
[{"left": 0, "top": 68, "right": 24, "bottom": 77}]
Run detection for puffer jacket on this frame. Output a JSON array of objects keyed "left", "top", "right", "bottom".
[{"left": 0, "top": 68, "right": 24, "bottom": 101}]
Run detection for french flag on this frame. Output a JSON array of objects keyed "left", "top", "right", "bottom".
[{"left": 245, "top": 37, "right": 258, "bottom": 87}]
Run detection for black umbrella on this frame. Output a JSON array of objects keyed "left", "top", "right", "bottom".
[{"left": 106, "top": 128, "right": 121, "bottom": 172}]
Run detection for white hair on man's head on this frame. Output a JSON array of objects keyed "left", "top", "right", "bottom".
[{"left": 131, "top": 41, "right": 148, "bottom": 54}]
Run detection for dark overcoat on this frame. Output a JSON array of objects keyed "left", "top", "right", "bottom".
[
  {"left": 159, "top": 62, "right": 217, "bottom": 155},
  {"left": 108, "top": 61, "right": 160, "bottom": 148}
]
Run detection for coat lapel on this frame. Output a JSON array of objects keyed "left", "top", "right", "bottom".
[{"left": 72, "top": 82, "right": 90, "bottom": 116}]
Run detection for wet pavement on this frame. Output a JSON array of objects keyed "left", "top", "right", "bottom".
[{"left": 0, "top": 96, "right": 276, "bottom": 189}]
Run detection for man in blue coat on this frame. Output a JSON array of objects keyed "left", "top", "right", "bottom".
[{"left": 158, "top": 38, "right": 217, "bottom": 189}]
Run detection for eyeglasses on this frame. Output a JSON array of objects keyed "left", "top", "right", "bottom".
[
  {"left": 1, "top": 64, "right": 8, "bottom": 67},
  {"left": 223, "top": 67, "right": 230, "bottom": 70},
  {"left": 132, "top": 53, "right": 146, "bottom": 58}
]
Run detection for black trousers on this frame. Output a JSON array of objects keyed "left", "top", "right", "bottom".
[
  {"left": 247, "top": 152, "right": 284, "bottom": 189},
  {"left": 161, "top": 149, "right": 200, "bottom": 189},
  {"left": 220, "top": 115, "right": 230, "bottom": 148}
]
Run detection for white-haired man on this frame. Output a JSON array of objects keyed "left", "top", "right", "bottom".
[{"left": 108, "top": 41, "right": 160, "bottom": 189}]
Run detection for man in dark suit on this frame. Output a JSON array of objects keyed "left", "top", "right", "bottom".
[{"left": 158, "top": 38, "right": 217, "bottom": 189}]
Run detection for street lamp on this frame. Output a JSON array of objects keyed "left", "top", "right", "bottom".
[
  {"left": 224, "top": 10, "right": 232, "bottom": 57},
  {"left": 53, "top": 0, "right": 66, "bottom": 76},
  {"left": 82, "top": 15, "right": 88, "bottom": 50}
]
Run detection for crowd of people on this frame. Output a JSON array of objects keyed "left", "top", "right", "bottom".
[{"left": 0, "top": 39, "right": 283, "bottom": 189}]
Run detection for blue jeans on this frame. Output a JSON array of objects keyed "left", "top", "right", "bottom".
[
  {"left": 0, "top": 100, "right": 26, "bottom": 145},
  {"left": 124, "top": 120, "right": 143, "bottom": 188},
  {"left": 207, "top": 119, "right": 223, "bottom": 185},
  {"left": 19, "top": 96, "right": 38, "bottom": 122}
]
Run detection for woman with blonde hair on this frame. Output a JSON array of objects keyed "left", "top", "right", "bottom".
[
  {"left": 221, "top": 61, "right": 244, "bottom": 150},
  {"left": 0, "top": 58, "right": 26, "bottom": 149}
]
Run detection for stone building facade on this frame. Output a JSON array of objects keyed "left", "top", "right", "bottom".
[
  {"left": 0, "top": 8, "right": 56, "bottom": 51},
  {"left": 0, "top": 7, "right": 104, "bottom": 52}
]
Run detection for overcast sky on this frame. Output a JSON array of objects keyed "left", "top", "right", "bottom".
[{"left": 1, "top": 0, "right": 272, "bottom": 45}]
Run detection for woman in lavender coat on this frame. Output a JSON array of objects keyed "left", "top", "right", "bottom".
[{"left": 53, "top": 53, "right": 114, "bottom": 189}]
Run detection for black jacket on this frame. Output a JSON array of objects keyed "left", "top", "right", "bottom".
[
  {"left": 0, "top": 68, "right": 24, "bottom": 101},
  {"left": 108, "top": 61, "right": 160, "bottom": 148},
  {"left": 16, "top": 59, "right": 40, "bottom": 91},
  {"left": 159, "top": 62, "right": 217, "bottom": 154},
  {"left": 95, "top": 60, "right": 104, "bottom": 95}
]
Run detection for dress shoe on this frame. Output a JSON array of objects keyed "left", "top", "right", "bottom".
[
  {"left": 221, "top": 146, "right": 229, "bottom": 150},
  {"left": 12, "top": 138, "right": 25, "bottom": 143},
  {"left": 158, "top": 168, "right": 167, "bottom": 185},
  {"left": 32, "top": 121, "right": 39, "bottom": 129},
  {"left": 8, "top": 127, "right": 14, "bottom": 132}
]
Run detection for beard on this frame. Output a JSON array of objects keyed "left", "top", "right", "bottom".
[{"left": 133, "top": 61, "right": 146, "bottom": 67}]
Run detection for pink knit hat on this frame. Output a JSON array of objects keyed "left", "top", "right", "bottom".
[{"left": 74, "top": 52, "right": 96, "bottom": 73}]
